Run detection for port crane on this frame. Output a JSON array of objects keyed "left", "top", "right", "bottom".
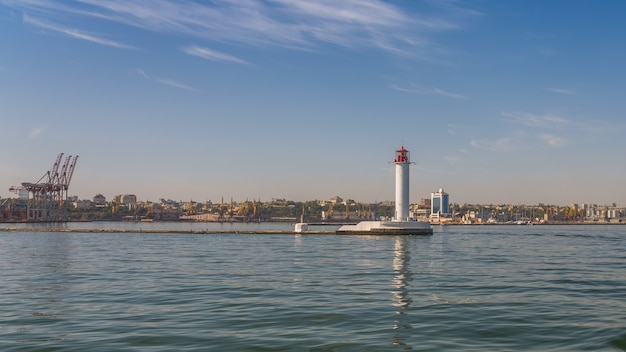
[{"left": 9, "top": 153, "right": 79, "bottom": 221}]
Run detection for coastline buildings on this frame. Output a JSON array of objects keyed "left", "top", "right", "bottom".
[
  {"left": 4, "top": 170, "right": 626, "bottom": 224},
  {"left": 4, "top": 188, "right": 626, "bottom": 223}
]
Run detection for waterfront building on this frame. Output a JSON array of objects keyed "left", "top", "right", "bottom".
[
  {"left": 431, "top": 188, "right": 450, "bottom": 218},
  {"left": 113, "top": 194, "right": 137, "bottom": 210},
  {"left": 92, "top": 194, "right": 106, "bottom": 207},
  {"left": 73, "top": 200, "right": 92, "bottom": 209},
  {"left": 330, "top": 196, "right": 344, "bottom": 205},
  {"left": 121, "top": 194, "right": 137, "bottom": 205},
  {"left": 607, "top": 209, "right": 620, "bottom": 219}
]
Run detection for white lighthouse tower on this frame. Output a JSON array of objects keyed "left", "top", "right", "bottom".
[
  {"left": 336, "top": 146, "right": 432, "bottom": 235},
  {"left": 394, "top": 146, "right": 410, "bottom": 221}
]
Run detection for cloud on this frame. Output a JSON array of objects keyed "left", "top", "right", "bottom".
[
  {"left": 538, "top": 133, "right": 567, "bottom": 147},
  {"left": 155, "top": 78, "right": 194, "bottom": 91},
  {"left": 447, "top": 123, "right": 457, "bottom": 135},
  {"left": 391, "top": 84, "right": 468, "bottom": 100},
  {"left": 29, "top": 127, "right": 45, "bottom": 139},
  {"left": 470, "top": 137, "right": 514, "bottom": 152},
  {"left": 471, "top": 113, "right": 571, "bottom": 152},
  {"left": 182, "top": 46, "right": 249, "bottom": 65},
  {"left": 503, "top": 111, "right": 568, "bottom": 128},
  {"left": 22, "top": 14, "right": 136, "bottom": 49},
  {"left": 546, "top": 88, "right": 575, "bottom": 95},
  {"left": 272, "top": 0, "right": 409, "bottom": 27},
  {"left": 136, "top": 69, "right": 195, "bottom": 91},
  {"left": 136, "top": 69, "right": 150, "bottom": 79},
  {"left": 444, "top": 155, "right": 459, "bottom": 164},
  {"left": 4, "top": 0, "right": 477, "bottom": 57}
]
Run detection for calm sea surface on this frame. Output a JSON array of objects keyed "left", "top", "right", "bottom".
[{"left": 1, "top": 223, "right": 625, "bottom": 351}]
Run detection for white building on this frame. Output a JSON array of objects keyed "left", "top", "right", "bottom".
[{"left": 430, "top": 188, "right": 450, "bottom": 218}]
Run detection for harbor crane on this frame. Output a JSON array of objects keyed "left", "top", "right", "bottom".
[{"left": 9, "top": 153, "right": 79, "bottom": 221}]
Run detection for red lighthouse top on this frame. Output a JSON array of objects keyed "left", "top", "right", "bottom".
[{"left": 394, "top": 146, "right": 410, "bottom": 163}]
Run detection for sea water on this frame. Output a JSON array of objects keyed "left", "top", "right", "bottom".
[{"left": 1, "top": 224, "right": 625, "bottom": 351}]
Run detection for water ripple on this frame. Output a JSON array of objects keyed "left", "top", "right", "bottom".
[{"left": 1, "top": 226, "right": 625, "bottom": 351}]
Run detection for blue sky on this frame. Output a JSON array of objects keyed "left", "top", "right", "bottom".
[{"left": 1, "top": 0, "right": 625, "bottom": 205}]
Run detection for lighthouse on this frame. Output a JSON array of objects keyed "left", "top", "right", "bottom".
[
  {"left": 394, "top": 146, "right": 410, "bottom": 221},
  {"left": 336, "top": 145, "right": 432, "bottom": 235}
]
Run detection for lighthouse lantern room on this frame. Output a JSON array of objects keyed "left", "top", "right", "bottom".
[{"left": 394, "top": 146, "right": 410, "bottom": 163}]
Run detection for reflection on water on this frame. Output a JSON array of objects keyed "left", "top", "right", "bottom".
[
  {"left": 293, "top": 233, "right": 302, "bottom": 247},
  {"left": 392, "top": 236, "right": 413, "bottom": 349}
]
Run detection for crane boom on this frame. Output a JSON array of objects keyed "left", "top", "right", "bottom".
[
  {"left": 65, "top": 155, "right": 78, "bottom": 189},
  {"left": 50, "top": 153, "right": 64, "bottom": 184},
  {"left": 59, "top": 155, "right": 72, "bottom": 186}
]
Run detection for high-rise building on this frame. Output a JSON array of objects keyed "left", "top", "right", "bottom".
[{"left": 431, "top": 188, "right": 449, "bottom": 217}]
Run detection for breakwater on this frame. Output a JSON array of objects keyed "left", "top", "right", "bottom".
[{"left": 0, "top": 227, "right": 336, "bottom": 235}]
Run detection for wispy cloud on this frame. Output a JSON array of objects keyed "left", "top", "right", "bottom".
[
  {"left": 538, "top": 133, "right": 567, "bottom": 147},
  {"left": 22, "top": 14, "right": 135, "bottom": 49},
  {"left": 444, "top": 155, "right": 459, "bottom": 164},
  {"left": 155, "top": 78, "right": 194, "bottom": 91},
  {"left": 4, "top": 0, "right": 478, "bottom": 57},
  {"left": 503, "top": 111, "right": 568, "bottom": 128},
  {"left": 470, "top": 137, "right": 515, "bottom": 152},
  {"left": 29, "top": 127, "right": 45, "bottom": 139},
  {"left": 433, "top": 0, "right": 486, "bottom": 17},
  {"left": 182, "top": 46, "right": 249, "bottom": 65},
  {"left": 272, "top": 0, "right": 408, "bottom": 27},
  {"left": 136, "top": 69, "right": 150, "bottom": 79},
  {"left": 546, "top": 88, "right": 575, "bottom": 95},
  {"left": 391, "top": 84, "right": 468, "bottom": 100},
  {"left": 136, "top": 69, "right": 195, "bottom": 91}
]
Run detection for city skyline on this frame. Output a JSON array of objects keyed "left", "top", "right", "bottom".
[{"left": 1, "top": 1, "right": 626, "bottom": 205}]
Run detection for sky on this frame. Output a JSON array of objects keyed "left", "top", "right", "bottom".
[{"left": 1, "top": 0, "right": 625, "bottom": 206}]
